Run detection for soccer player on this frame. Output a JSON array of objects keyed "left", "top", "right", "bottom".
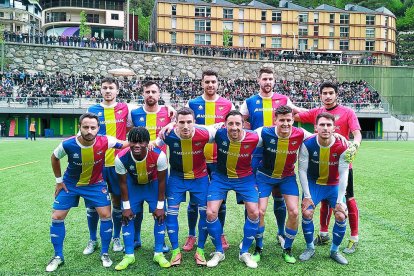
[
  {"left": 298, "top": 112, "right": 349, "bottom": 265},
  {"left": 183, "top": 69, "right": 234, "bottom": 252},
  {"left": 295, "top": 81, "right": 362, "bottom": 254},
  {"left": 239, "top": 67, "right": 304, "bottom": 255},
  {"left": 114, "top": 127, "right": 170, "bottom": 270},
  {"left": 85, "top": 77, "right": 130, "bottom": 254},
  {"left": 129, "top": 81, "right": 173, "bottom": 251},
  {"left": 206, "top": 110, "right": 260, "bottom": 269},
  {"left": 46, "top": 113, "right": 128, "bottom": 272},
  {"left": 153, "top": 107, "right": 216, "bottom": 266}
]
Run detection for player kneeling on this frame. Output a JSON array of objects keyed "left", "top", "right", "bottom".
[{"left": 114, "top": 127, "right": 170, "bottom": 270}]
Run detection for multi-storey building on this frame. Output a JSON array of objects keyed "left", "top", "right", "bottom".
[
  {"left": 0, "top": 0, "right": 42, "bottom": 34},
  {"left": 151, "top": 0, "right": 396, "bottom": 64},
  {"left": 39, "top": 0, "right": 125, "bottom": 38}
]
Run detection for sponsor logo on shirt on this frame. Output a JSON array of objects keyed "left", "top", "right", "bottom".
[
  {"left": 222, "top": 141, "right": 228, "bottom": 146},
  {"left": 129, "top": 165, "right": 135, "bottom": 170},
  {"left": 256, "top": 100, "right": 261, "bottom": 104},
  {"left": 292, "top": 141, "right": 297, "bottom": 145},
  {"left": 174, "top": 142, "right": 179, "bottom": 148},
  {"left": 139, "top": 117, "right": 145, "bottom": 122},
  {"left": 159, "top": 118, "right": 165, "bottom": 122},
  {"left": 102, "top": 187, "right": 107, "bottom": 194},
  {"left": 198, "top": 105, "right": 203, "bottom": 110},
  {"left": 73, "top": 153, "right": 79, "bottom": 158},
  {"left": 195, "top": 142, "right": 202, "bottom": 146},
  {"left": 117, "top": 110, "right": 123, "bottom": 114},
  {"left": 98, "top": 112, "right": 102, "bottom": 116},
  {"left": 97, "top": 150, "right": 103, "bottom": 155},
  {"left": 313, "top": 151, "right": 318, "bottom": 157},
  {"left": 270, "top": 139, "right": 276, "bottom": 144}
]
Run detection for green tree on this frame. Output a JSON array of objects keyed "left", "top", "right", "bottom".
[
  {"left": 136, "top": 8, "right": 150, "bottom": 41},
  {"left": 79, "top": 11, "right": 91, "bottom": 37},
  {"left": 223, "top": 29, "right": 232, "bottom": 46}
]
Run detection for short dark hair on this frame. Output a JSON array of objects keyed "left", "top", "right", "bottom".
[
  {"left": 259, "top": 67, "right": 273, "bottom": 78},
  {"left": 177, "top": 107, "right": 195, "bottom": 119},
  {"left": 128, "top": 127, "right": 150, "bottom": 143},
  {"left": 275, "top": 105, "right": 293, "bottom": 116},
  {"left": 202, "top": 70, "right": 218, "bottom": 80},
  {"left": 101, "top": 77, "right": 119, "bottom": 89},
  {"left": 225, "top": 110, "right": 243, "bottom": 121},
  {"left": 319, "top": 81, "right": 338, "bottom": 94},
  {"left": 79, "top": 112, "right": 100, "bottom": 126},
  {"left": 143, "top": 81, "right": 160, "bottom": 91},
  {"left": 316, "top": 112, "right": 335, "bottom": 124}
]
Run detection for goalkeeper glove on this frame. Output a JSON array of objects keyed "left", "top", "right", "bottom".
[{"left": 345, "top": 142, "right": 359, "bottom": 163}]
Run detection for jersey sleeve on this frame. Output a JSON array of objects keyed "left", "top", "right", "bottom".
[
  {"left": 107, "top": 136, "right": 124, "bottom": 149},
  {"left": 53, "top": 143, "right": 67, "bottom": 159},
  {"left": 115, "top": 156, "right": 127, "bottom": 175},
  {"left": 297, "top": 109, "right": 317, "bottom": 124},
  {"left": 255, "top": 127, "right": 263, "bottom": 147},
  {"left": 157, "top": 152, "right": 168, "bottom": 171},
  {"left": 239, "top": 101, "right": 249, "bottom": 116},
  {"left": 347, "top": 109, "right": 361, "bottom": 132},
  {"left": 298, "top": 145, "right": 311, "bottom": 199},
  {"left": 155, "top": 137, "right": 165, "bottom": 147}
]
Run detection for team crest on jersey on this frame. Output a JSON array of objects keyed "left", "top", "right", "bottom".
[
  {"left": 244, "top": 145, "right": 250, "bottom": 149},
  {"left": 139, "top": 117, "right": 145, "bottom": 122},
  {"left": 256, "top": 100, "right": 261, "bottom": 105},
  {"left": 334, "top": 115, "right": 340, "bottom": 121},
  {"left": 98, "top": 112, "right": 102, "bottom": 116},
  {"left": 97, "top": 150, "right": 103, "bottom": 155},
  {"left": 159, "top": 118, "right": 165, "bottom": 122},
  {"left": 149, "top": 164, "right": 156, "bottom": 168},
  {"left": 332, "top": 153, "right": 338, "bottom": 158},
  {"left": 222, "top": 141, "right": 228, "bottom": 146},
  {"left": 73, "top": 153, "right": 79, "bottom": 158},
  {"left": 117, "top": 110, "right": 123, "bottom": 114},
  {"left": 292, "top": 141, "right": 297, "bottom": 145},
  {"left": 270, "top": 139, "right": 276, "bottom": 144},
  {"left": 195, "top": 142, "right": 201, "bottom": 146},
  {"left": 101, "top": 187, "right": 107, "bottom": 194},
  {"left": 218, "top": 106, "right": 224, "bottom": 111},
  {"left": 174, "top": 142, "right": 179, "bottom": 148},
  {"left": 313, "top": 151, "right": 318, "bottom": 157},
  {"left": 129, "top": 165, "right": 135, "bottom": 170},
  {"left": 198, "top": 105, "right": 203, "bottom": 110}
]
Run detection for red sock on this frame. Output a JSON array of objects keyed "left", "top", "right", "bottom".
[
  {"left": 347, "top": 198, "right": 359, "bottom": 237},
  {"left": 319, "top": 200, "right": 332, "bottom": 233}
]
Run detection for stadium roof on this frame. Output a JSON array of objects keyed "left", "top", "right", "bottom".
[
  {"left": 315, "top": 4, "right": 344, "bottom": 12},
  {"left": 376, "top": 7, "right": 395, "bottom": 16},
  {"left": 345, "top": 4, "right": 375, "bottom": 13}
]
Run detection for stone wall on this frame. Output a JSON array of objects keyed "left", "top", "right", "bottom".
[{"left": 5, "top": 43, "right": 337, "bottom": 81}]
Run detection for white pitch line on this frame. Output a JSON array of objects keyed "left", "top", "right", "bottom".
[{"left": 0, "top": 160, "right": 40, "bottom": 171}]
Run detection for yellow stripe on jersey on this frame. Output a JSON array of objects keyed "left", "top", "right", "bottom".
[
  {"left": 263, "top": 98, "right": 273, "bottom": 127},
  {"left": 181, "top": 139, "right": 195, "bottom": 179},
  {"left": 204, "top": 101, "right": 216, "bottom": 162},
  {"left": 226, "top": 141, "right": 241, "bottom": 178},
  {"left": 135, "top": 160, "right": 149, "bottom": 184},
  {"left": 146, "top": 113, "right": 157, "bottom": 141},
  {"left": 79, "top": 147, "right": 94, "bottom": 185},
  {"left": 316, "top": 147, "right": 330, "bottom": 185},
  {"left": 104, "top": 108, "right": 117, "bottom": 167},
  {"left": 272, "top": 138, "right": 289, "bottom": 178}
]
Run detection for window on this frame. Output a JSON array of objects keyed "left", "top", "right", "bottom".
[
  {"left": 195, "top": 33, "right": 211, "bottom": 45},
  {"left": 385, "top": 16, "right": 388, "bottom": 27},
  {"left": 314, "top": 12, "right": 319, "bottom": 23},
  {"left": 366, "top": 40, "right": 375, "bottom": 51},
  {"left": 271, "top": 37, "right": 281, "bottom": 48},
  {"left": 298, "top": 38, "right": 307, "bottom": 51},
  {"left": 340, "top": 26, "right": 349, "bottom": 37},
  {"left": 171, "top": 32, "right": 176, "bottom": 44},
  {"left": 239, "top": 9, "right": 244, "bottom": 19},
  {"left": 45, "top": 12, "right": 66, "bottom": 23},
  {"left": 366, "top": 27, "right": 375, "bottom": 38},
  {"left": 299, "top": 25, "right": 308, "bottom": 36},
  {"left": 329, "top": 13, "right": 335, "bottom": 24},
  {"left": 223, "top": 21, "right": 233, "bottom": 31},
  {"left": 239, "top": 35, "right": 244, "bottom": 46},
  {"left": 87, "top": 13, "right": 99, "bottom": 23},
  {"left": 329, "top": 26, "right": 334, "bottom": 37},
  {"left": 172, "top": 18, "right": 176, "bottom": 29},
  {"left": 172, "top": 5, "right": 176, "bottom": 16},
  {"left": 261, "top": 23, "right": 266, "bottom": 34},
  {"left": 299, "top": 13, "right": 308, "bottom": 23},
  {"left": 261, "top": 10, "right": 266, "bottom": 21},
  {"left": 340, "top": 14, "right": 349, "bottom": 24},
  {"left": 329, "top": 39, "right": 334, "bottom": 50},
  {"left": 195, "top": 6, "right": 211, "bottom": 17},
  {"left": 195, "top": 20, "right": 211, "bottom": 31},
  {"left": 366, "top": 15, "right": 375, "bottom": 25},
  {"left": 272, "top": 11, "right": 281, "bottom": 22},
  {"left": 111, "top": 13, "right": 119, "bottom": 20},
  {"left": 261, "top": 37, "right": 266, "bottom": 48},
  {"left": 271, "top": 24, "right": 281, "bottom": 35},
  {"left": 313, "top": 25, "right": 319, "bottom": 36},
  {"left": 239, "top": 22, "right": 244, "bottom": 33},
  {"left": 340, "top": 40, "right": 349, "bottom": 50},
  {"left": 0, "top": 12, "right": 4, "bottom": 18},
  {"left": 223, "top": 8, "right": 233, "bottom": 19},
  {"left": 313, "top": 39, "right": 318, "bottom": 50}
]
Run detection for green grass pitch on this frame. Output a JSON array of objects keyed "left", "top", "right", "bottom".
[{"left": 0, "top": 139, "right": 413, "bottom": 275}]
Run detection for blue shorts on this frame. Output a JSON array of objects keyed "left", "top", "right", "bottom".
[
  {"left": 53, "top": 181, "right": 111, "bottom": 210},
  {"left": 167, "top": 174, "right": 209, "bottom": 206},
  {"left": 257, "top": 172, "right": 299, "bottom": 198},
  {"left": 208, "top": 172, "right": 258, "bottom": 203},
  {"left": 103, "top": 166, "right": 120, "bottom": 196},
  {"left": 207, "top": 163, "right": 217, "bottom": 179},
  {"left": 126, "top": 180, "right": 164, "bottom": 213},
  {"left": 305, "top": 181, "right": 345, "bottom": 210}
]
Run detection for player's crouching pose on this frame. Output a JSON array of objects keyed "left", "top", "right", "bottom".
[
  {"left": 46, "top": 113, "right": 128, "bottom": 272},
  {"left": 114, "top": 127, "right": 170, "bottom": 270},
  {"left": 298, "top": 112, "right": 349, "bottom": 265}
]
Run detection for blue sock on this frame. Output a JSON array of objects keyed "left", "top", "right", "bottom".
[
  {"left": 154, "top": 218, "right": 166, "bottom": 253},
  {"left": 241, "top": 216, "right": 259, "bottom": 254},
  {"left": 50, "top": 219, "right": 65, "bottom": 260},
  {"left": 100, "top": 218, "right": 113, "bottom": 254},
  {"left": 187, "top": 203, "right": 198, "bottom": 237},
  {"left": 218, "top": 203, "right": 227, "bottom": 230},
  {"left": 255, "top": 225, "right": 265, "bottom": 249},
  {"left": 86, "top": 207, "right": 99, "bottom": 241},
  {"left": 302, "top": 217, "right": 315, "bottom": 249},
  {"left": 284, "top": 227, "right": 298, "bottom": 249},
  {"left": 197, "top": 206, "right": 208, "bottom": 250},
  {"left": 206, "top": 217, "right": 223, "bottom": 253},
  {"left": 134, "top": 212, "right": 143, "bottom": 243},
  {"left": 331, "top": 220, "right": 347, "bottom": 252},
  {"left": 166, "top": 206, "right": 180, "bottom": 250},
  {"left": 273, "top": 196, "right": 286, "bottom": 236},
  {"left": 112, "top": 207, "right": 122, "bottom": 239},
  {"left": 122, "top": 220, "right": 135, "bottom": 254}
]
